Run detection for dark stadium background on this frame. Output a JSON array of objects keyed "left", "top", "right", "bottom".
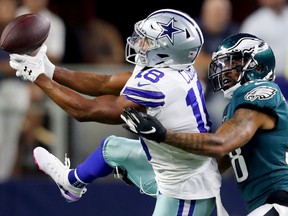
[
  {"left": 0, "top": 1, "right": 258, "bottom": 215},
  {"left": 48, "top": 0, "right": 258, "bottom": 49}
]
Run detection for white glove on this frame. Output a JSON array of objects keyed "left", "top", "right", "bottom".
[
  {"left": 9, "top": 44, "right": 55, "bottom": 81},
  {"left": 43, "top": 52, "right": 55, "bottom": 79}
]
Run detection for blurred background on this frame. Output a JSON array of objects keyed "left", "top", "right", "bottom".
[{"left": 1, "top": 0, "right": 287, "bottom": 215}]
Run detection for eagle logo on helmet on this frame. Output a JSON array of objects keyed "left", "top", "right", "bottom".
[
  {"left": 244, "top": 86, "right": 276, "bottom": 101},
  {"left": 157, "top": 18, "right": 184, "bottom": 44}
]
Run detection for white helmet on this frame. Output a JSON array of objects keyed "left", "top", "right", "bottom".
[{"left": 125, "top": 9, "right": 204, "bottom": 69}]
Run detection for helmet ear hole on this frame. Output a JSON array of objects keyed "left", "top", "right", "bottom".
[{"left": 158, "top": 54, "right": 169, "bottom": 58}]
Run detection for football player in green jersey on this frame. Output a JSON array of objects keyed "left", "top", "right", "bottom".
[{"left": 121, "top": 33, "right": 288, "bottom": 216}]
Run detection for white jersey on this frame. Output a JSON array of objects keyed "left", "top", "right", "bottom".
[{"left": 121, "top": 65, "right": 221, "bottom": 200}]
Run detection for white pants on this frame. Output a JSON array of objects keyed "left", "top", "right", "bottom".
[
  {"left": 248, "top": 203, "right": 288, "bottom": 216},
  {"left": 103, "top": 135, "right": 229, "bottom": 216},
  {"left": 0, "top": 80, "right": 30, "bottom": 181}
]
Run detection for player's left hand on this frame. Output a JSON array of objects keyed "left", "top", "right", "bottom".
[
  {"left": 121, "top": 108, "right": 167, "bottom": 143},
  {"left": 9, "top": 44, "right": 47, "bottom": 82}
]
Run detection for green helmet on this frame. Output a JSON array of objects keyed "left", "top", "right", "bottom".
[{"left": 208, "top": 33, "right": 275, "bottom": 97}]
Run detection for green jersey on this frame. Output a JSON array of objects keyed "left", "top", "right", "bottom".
[{"left": 223, "top": 80, "right": 288, "bottom": 213}]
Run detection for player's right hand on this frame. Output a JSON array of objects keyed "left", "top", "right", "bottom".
[
  {"left": 9, "top": 44, "right": 55, "bottom": 81},
  {"left": 9, "top": 45, "right": 46, "bottom": 82},
  {"left": 42, "top": 46, "right": 55, "bottom": 79},
  {"left": 121, "top": 108, "right": 167, "bottom": 143}
]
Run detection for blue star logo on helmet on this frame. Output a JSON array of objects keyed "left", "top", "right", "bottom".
[{"left": 157, "top": 18, "right": 184, "bottom": 44}]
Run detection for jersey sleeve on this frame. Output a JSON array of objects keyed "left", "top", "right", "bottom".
[
  {"left": 231, "top": 80, "right": 283, "bottom": 112},
  {"left": 121, "top": 69, "right": 165, "bottom": 108}
]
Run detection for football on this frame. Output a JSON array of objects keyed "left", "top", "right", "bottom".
[{"left": 0, "top": 13, "right": 50, "bottom": 54}]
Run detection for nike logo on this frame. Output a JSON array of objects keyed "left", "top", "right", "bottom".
[
  {"left": 139, "top": 127, "right": 156, "bottom": 134},
  {"left": 137, "top": 82, "right": 150, "bottom": 87}
]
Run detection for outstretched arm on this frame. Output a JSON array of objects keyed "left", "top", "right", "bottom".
[
  {"left": 53, "top": 66, "right": 132, "bottom": 96},
  {"left": 9, "top": 48, "right": 142, "bottom": 124},
  {"left": 35, "top": 74, "right": 142, "bottom": 124},
  {"left": 164, "top": 108, "right": 275, "bottom": 157},
  {"left": 122, "top": 107, "right": 276, "bottom": 157},
  {"left": 10, "top": 44, "right": 132, "bottom": 97}
]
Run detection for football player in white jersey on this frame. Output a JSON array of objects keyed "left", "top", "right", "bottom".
[
  {"left": 121, "top": 33, "right": 288, "bottom": 215},
  {"left": 9, "top": 9, "right": 227, "bottom": 216}
]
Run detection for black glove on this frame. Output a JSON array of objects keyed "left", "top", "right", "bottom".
[{"left": 121, "top": 108, "right": 167, "bottom": 143}]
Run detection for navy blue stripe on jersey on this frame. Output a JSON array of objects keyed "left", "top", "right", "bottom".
[
  {"left": 140, "top": 138, "right": 151, "bottom": 161},
  {"left": 123, "top": 87, "right": 165, "bottom": 107},
  {"left": 197, "top": 79, "right": 212, "bottom": 130},
  {"left": 187, "top": 80, "right": 210, "bottom": 132}
]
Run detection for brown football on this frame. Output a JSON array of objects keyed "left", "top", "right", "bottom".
[{"left": 0, "top": 13, "right": 50, "bottom": 54}]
